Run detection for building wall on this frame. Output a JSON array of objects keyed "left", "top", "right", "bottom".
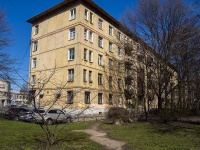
[{"left": 29, "top": 2, "right": 126, "bottom": 111}]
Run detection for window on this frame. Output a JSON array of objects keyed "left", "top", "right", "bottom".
[
  {"left": 33, "top": 41, "right": 38, "bottom": 51},
  {"left": 89, "top": 31, "right": 93, "bottom": 42},
  {"left": 89, "top": 71, "right": 92, "bottom": 83},
  {"left": 98, "top": 54, "right": 103, "bottom": 66},
  {"left": 83, "top": 69, "right": 87, "bottom": 82},
  {"left": 109, "top": 59, "right": 113, "bottom": 69},
  {"left": 118, "top": 32, "right": 121, "bottom": 40},
  {"left": 31, "top": 75, "right": 36, "bottom": 85},
  {"left": 118, "top": 63, "right": 121, "bottom": 72},
  {"left": 90, "top": 12, "right": 93, "bottom": 23},
  {"left": 35, "top": 25, "right": 39, "bottom": 35},
  {"left": 98, "top": 19, "right": 103, "bottom": 30},
  {"left": 118, "top": 47, "right": 121, "bottom": 56},
  {"left": 109, "top": 42, "right": 113, "bottom": 52},
  {"left": 70, "top": 8, "right": 76, "bottom": 20},
  {"left": 109, "top": 94, "right": 113, "bottom": 105},
  {"left": 118, "top": 79, "right": 122, "bottom": 89},
  {"left": 98, "top": 73, "right": 103, "bottom": 85},
  {"left": 84, "top": 48, "right": 87, "bottom": 61},
  {"left": 67, "top": 91, "right": 73, "bottom": 104},
  {"left": 68, "top": 48, "right": 75, "bottom": 60},
  {"left": 89, "top": 51, "right": 93, "bottom": 62},
  {"left": 118, "top": 95, "right": 122, "bottom": 105},
  {"left": 109, "top": 25, "right": 113, "bottom": 36},
  {"left": 85, "top": 92, "right": 90, "bottom": 104},
  {"left": 69, "top": 28, "right": 75, "bottom": 40},
  {"left": 98, "top": 93, "right": 103, "bottom": 104},
  {"left": 32, "top": 58, "right": 37, "bottom": 68},
  {"left": 68, "top": 69, "right": 74, "bottom": 82},
  {"left": 98, "top": 36, "right": 103, "bottom": 48},
  {"left": 84, "top": 28, "right": 88, "bottom": 40},
  {"left": 109, "top": 76, "right": 112, "bottom": 87},
  {"left": 85, "top": 9, "right": 88, "bottom": 20}
]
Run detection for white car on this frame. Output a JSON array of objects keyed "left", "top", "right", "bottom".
[{"left": 33, "top": 108, "right": 71, "bottom": 125}]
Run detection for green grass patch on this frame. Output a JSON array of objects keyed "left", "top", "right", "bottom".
[
  {"left": 102, "top": 122, "right": 200, "bottom": 150},
  {"left": 0, "top": 120, "right": 102, "bottom": 150}
]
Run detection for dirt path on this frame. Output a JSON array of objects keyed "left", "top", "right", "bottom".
[{"left": 76, "top": 123, "right": 126, "bottom": 150}]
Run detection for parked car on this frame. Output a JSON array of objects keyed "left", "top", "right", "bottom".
[
  {"left": 33, "top": 108, "right": 71, "bottom": 125},
  {"left": 4, "top": 107, "right": 28, "bottom": 120},
  {"left": 18, "top": 108, "right": 34, "bottom": 122}
]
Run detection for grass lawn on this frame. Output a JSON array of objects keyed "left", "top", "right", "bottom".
[
  {"left": 0, "top": 120, "right": 102, "bottom": 150},
  {"left": 102, "top": 122, "right": 200, "bottom": 150}
]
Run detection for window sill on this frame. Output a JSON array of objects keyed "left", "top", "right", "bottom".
[
  {"left": 98, "top": 103, "right": 103, "bottom": 105},
  {"left": 68, "top": 80, "right": 74, "bottom": 82},
  {"left": 68, "top": 38, "right": 75, "bottom": 41},
  {"left": 69, "top": 18, "right": 75, "bottom": 21},
  {"left": 68, "top": 59, "right": 74, "bottom": 61}
]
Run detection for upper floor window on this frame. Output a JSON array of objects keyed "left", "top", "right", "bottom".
[
  {"left": 109, "top": 94, "right": 113, "bottom": 105},
  {"left": 118, "top": 79, "right": 122, "bottom": 89},
  {"left": 89, "top": 31, "right": 93, "bottom": 42},
  {"left": 31, "top": 75, "right": 36, "bottom": 85},
  {"left": 68, "top": 48, "right": 75, "bottom": 60},
  {"left": 70, "top": 8, "right": 76, "bottom": 20},
  {"left": 98, "top": 36, "right": 103, "bottom": 48},
  {"left": 109, "top": 76, "right": 112, "bottom": 87},
  {"left": 85, "top": 9, "right": 88, "bottom": 20},
  {"left": 118, "top": 47, "right": 121, "bottom": 56},
  {"left": 118, "top": 95, "right": 122, "bottom": 105},
  {"left": 98, "top": 19, "right": 103, "bottom": 30},
  {"left": 109, "top": 42, "right": 113, "bottom": 52},
  {"left": 32, "top": 58, "right": 37, "bottom": 68},
  {"left": 69, "top": 28, "right": 75, "bottom": 40},
  {"left": 35, "top": 25, "right": 39, "bottom": 35},
  {"left": 98, "top": 54, "right": 103, "bottom": 66},
  {"left": 109, "top": 59, "right": 113, "bottom": 69},
  {"left": 85, "top": 92, "right": 90, "bottom": 104},
  {"left": 109, "top": 25, "right": 113, "bottom": 36},
  {"left": 67, "top": 91, "right": 73, "bottom": 104},
  {"left": 84, "top": 48, "right": 87, "bottom": 61},
  {"left": 89, "top": 50, "right": 93, "bottom": 62},
  {"left": 89, "top": 71, "right": 92, "bottom": 83},
  {"left": 68, "top": 69, "right": 74, "bottom": 82},
  {"left": 90, "top": 12, "right": 93, "bottom": 23},
  {"left": 84, "top": 28, "right": 88, "bottom": 40},
  {"left": 117, "top": 32, "right": 121, "bottom": 40},
  {"left": 118, "top": 63, "right": 121, "bottom": 72},
  {"left": 98, "top": 73, "right": 103, "bottom": 85},
  {"left": 83, "top": 69, "right": 87, "bottom": 82},
  {"left": 33, "top": 41, "right": 38, "bottom": 52},
  {"left": 98, "top": 93, "right": 103, "bottom": 104}
]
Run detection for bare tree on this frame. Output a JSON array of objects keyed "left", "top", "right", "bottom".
[
  {"left": 0, "top": 9, "right": 13, "bottom": 79},
  {"left": 121, "top": 0, "right": 200, "bottom": 113}
]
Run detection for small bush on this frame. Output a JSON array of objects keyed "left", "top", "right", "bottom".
[{"left": 108, "top": 107, "right": 134, "bottom": 124}]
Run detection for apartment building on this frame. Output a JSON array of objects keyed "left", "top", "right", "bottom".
[
  {"left": 0, "top": 79, "right": 11, "bottom": 108},
  {"left": 27, "top": 0, "right": 129, "bottom": 113}
]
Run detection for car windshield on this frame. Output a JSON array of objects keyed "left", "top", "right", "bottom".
[{"left": 34, "top": 109, "right": 45, "bottom": 113}]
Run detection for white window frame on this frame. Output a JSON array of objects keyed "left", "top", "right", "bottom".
[
  {"left": 84, "top": 28, "right": 88, "bottom": 40},
  {"left": 85, "top": 9, "right": 88, "bottom": 20},
  {"left": 89, "top": 31, "right": 93, "bottom": 42},
  {"left": 31, "top": 75, "right": 36, "bottom": 85},
  {"left": 109, "top": 42, "right": 113, "bottom": 52},
  {"left": 35, "top": 25, "right": 39, "bottom": 35},
  {"left": 98, "top": 54, "right": 103, "bottom": 66},
  {"left": 70, "top": 8, "right": 76, "bottom": 20},
  {"left": 109, "top": 25, "right": 113, "bottom": 36},
  {"left": 32, "top": 58, "right": 37, "bottom": 68},
  {"left": 98, "top": 19, "right": 103, "bottom": 30},
  {"left": 89, "top": 71, "right": 92, "bottom": 83},
  {"left": 69, "top": 28, "right": 75, "bottom": 40},
  {"left": 67, "top": 91, "right": 73, "bottom": 104},
  {"left": 83, "top": 69, "right": 87, "bottom": 82},
  {"left": 98, "top": 73, "right": 103, "bottom": 85},
  {"left": 85, "top": 92, "right": 90, "bottom": 104},
  {"left": 33, "top": 41, "right": 38, "bottom": 52},
  {"left": 68, "top": 48, "right": 75, "bottom": 60},
  {"left": 68, "top": 69, "right": 74, "bottom": 82},
  {"left": 89, "top": 50, "right": 93, "bottom": 62},
  {"left": 98, "top": 36, "right": 103, "bottom": 48},
  {"left": 118, "top": 32, "right": 121, "bottom": 40},
  {"left": 84, "top": 48, "right": 87, "bottom": 61},
  {"left": 98, "top": 93, "right": 103, "bottom": 104},
  {"left": 90, "top": 12, "right": 93, "bottom": 23}
]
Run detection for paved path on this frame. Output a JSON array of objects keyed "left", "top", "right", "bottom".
[{"left": 75, "top": 123, "right": 126, "bottom": 150}]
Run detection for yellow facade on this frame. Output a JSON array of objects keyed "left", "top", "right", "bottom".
[{"left": 28, "top": 0, "right": 125, "bottom": 111}]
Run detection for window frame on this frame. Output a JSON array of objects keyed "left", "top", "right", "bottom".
[
  {"left": 32, "top": 58, "right": 37, "bottom": 68},
  {"left": 33, "top": 41, "right": 38, "bottom": 52},
  {"left": 68, "top": 48, "right": 75, "bottom": 60},
  {"left": 89, "top": 31, "right": 93, "bottom": 43},
  {"left": 98, "top": 54, "right": 103, "bottom": 66},
  {"left": 35, "top": 25, "right": 39, "bottom": 35},
  {"left": 109, "top": 25, "right": 113, "bottom": 36},
  {"left": 31, "top": 75, "right": 36, "bottom": 85},
  {"left": 89, "top": 50, "right": 93, "bottom": 62},
  {"left": 109, "top": 59, "right": 113, "bottom": 69},
  {"left": 89, "top": 71, "right": 92, "bottom": 83},
  {"left": 84, "top": 48, "right": 87, "bottom": 61},
  {"left": 85, "top": 92, "right": 90, "bottom": 104},
  {"left": 98, "top": 18, "right": 103, "bottom": 30},
  {"left": 98, "top": 93, "right": 103, "bottom": 104},
  {"left": 90, "top": 12, "right": 93, "bottom": 24},
  {"left": 84, "top": 28, "right": 88, "bottom": 40},
  {"left": 67, "top": 91, "right": 73, "bottom": 104},
  {"left": 70, "top": 8, "right": 76, "bottom": 20},
  {"left": 98, "top": 36, "right": 103, "bottom": 48},
  {"left": 98, "top": 73, "right": 103, "bottom": 85},
  {"left": 68, "top": 69, "right": 74, "bottom": 82},
  {"left": 69, "top": 27, "right": 75, "bottom": 40},
  {"left": 84, "top": 9, "right": 88, "bottom": 20},
  {"left": 83, "top": 69, "right": 87, "bottom": 82},
  {"left": 109, "top": 42, "right": 113, "bottom": 52}
]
